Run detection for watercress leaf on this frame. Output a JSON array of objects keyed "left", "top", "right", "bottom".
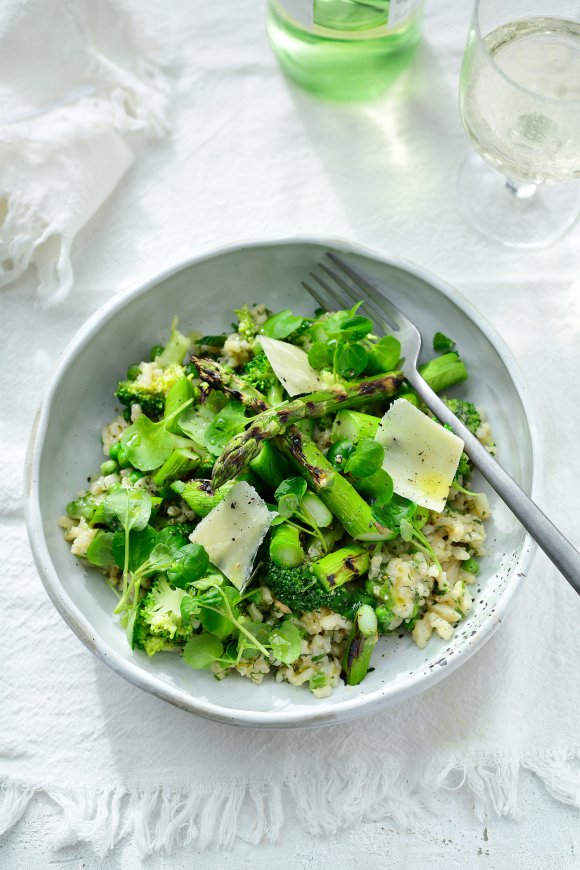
[
  {"left": 399, "top": 517, "right": 415, "bottom": 542},
  {"left": 177, "top": 403, "right": 214, "bottom": 446},
  {"left": 112, "top": 525, "right": 158, "bottom": 572},
  {"left": 195, "top": 586, "right": 240, "bottom": 638},
  {"left": 204, "top": 401, "right": 247, "bottom": 457},
  {"left": 336, "top": 314, "right": 373, "bottom": 341},
  {"left": 86, "top": 530, "right": 115, "bottom": 567},
  {"left": 198, "top": 608, "right": 232, "bottom": 639},
  {"left": 366, "top": 335, "right": 401, "bottom": 374},
  {"left": 344, "top": 439, "right": 384, "bottom": 478},
  {"left": 183, "top": 633, "right": 223, "bottom": 669},
  {"left": 307, "top": 341, "right": 332, "bottom": 370},
  {"left": 223, "top": 585, "right": 241, "bottom": 610},
  {"left": 197, "top": 586, "right": 223, "bottom": 611},
  {"left": 377, "top": 494, "right": 417, "bottom": 532},
  {"left": 191, "top": 572, "right": 224, "bottom": 591},
  {"left": 336, "top": 343, "right": 368, "bottom": 378},
  {"left": 324, "top": 309, "right": 371, "bottom": 339},
  {"left": 180, "top": 595, "right": 201, "bottom": 624},
  {"left": 274, "top": 476, "right": 307, "bottom": 518},
  {"left": 269, "top": 620, "right": 302, "bottom": 665},
  {"left": 167, "top": 543, "right": 210, "bottom": 589},
  {"left": 219, "top": 640, "right": 240, "bottom": 665},
  {"left": 121, "top": 416, "right": 176, "bottom": 472},
  {"left": 368, "top": 468, "right": 394, "bottom": 508},
  {"left": 199, "top": 604, "right": 232, "bottom": 639},
  {"left": 237, "top": 621, "right": 270, "bottom": 660},
  {"left": 103, "top": 489, "right": 152, "bottom": 533},
  {"left": 143, "top": 542, "right": 176, "bottom": 574},
  {"left": 433, "top": 331, "right": 456, "bottom": 353},
  {"left": 125, "top": 607, "right": 137, "bottom": 647},
  {"left": 262, "top": 310, "right": 304, "bottom": 339},
  {"left": 156, "top": 525, "right": 189, "bottom": 555}
]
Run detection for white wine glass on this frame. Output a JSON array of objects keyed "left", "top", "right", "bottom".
[{"left": 458, "top": 0, "right": 580, "bottom": 247}]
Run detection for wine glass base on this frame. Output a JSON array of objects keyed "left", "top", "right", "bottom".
[{"left": 458, "top": 153, "right": 580, "bottom": 248}]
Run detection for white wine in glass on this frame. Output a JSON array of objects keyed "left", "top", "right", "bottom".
[{"left": 459, "top": 1, "right": 580, "bottom": 247}]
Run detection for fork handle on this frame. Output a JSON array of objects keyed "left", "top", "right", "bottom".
[{"left": 406, "top": 370, "right": 580, "bottom": 592}]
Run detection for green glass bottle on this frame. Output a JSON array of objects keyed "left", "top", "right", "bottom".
[{"left": 267, "top": 0, "right": 425, "bottom": 100}]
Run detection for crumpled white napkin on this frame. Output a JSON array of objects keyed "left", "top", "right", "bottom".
[{"left": 0, "top": 0, "right": 171, "bottom": 305}]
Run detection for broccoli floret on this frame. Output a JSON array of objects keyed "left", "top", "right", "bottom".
[
  {"left": 264, "top": 561, "right": 371, "bottom": 619},
  {"left": 143, "top": 636, "right": 180, "bottom": 656},
  {"left": 240, "top": 350, "right": 278, "bottom": 393},
  {"left": 138, "top": 576, "right": 192, "bottom": 642},
  {"left": 442, "top": 400, "right": 483, "bottom": 482},
  {"left": 115, "top": 382, "right": 166, "bottom": 420},
  {"left": 116, "top": 360, "right": 186, "bottom": 420},
  {"left": 234, "top": 305, "right": 257, "bottom": 342},
  {"left": 444, "top": 398, "right": 481, "bottom": 434},
  {"left": 455, "top": 452, "right": 471, "bottom": 480}
]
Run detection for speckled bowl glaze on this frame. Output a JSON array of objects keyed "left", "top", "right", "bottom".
[{"left": 25, "top": 239, "right": 538, "bottom": 728}]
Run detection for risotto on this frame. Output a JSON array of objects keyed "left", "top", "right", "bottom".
[{"left": 60, "top": 303, "right": 494, "bottom": 696}]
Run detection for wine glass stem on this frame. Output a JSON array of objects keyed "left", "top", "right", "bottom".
[{"left": 505, "top": 177, "right": 537, "bottom": 199}]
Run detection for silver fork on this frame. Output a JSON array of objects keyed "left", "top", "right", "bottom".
[{"left": 302, "top": 252, "right": 580, "bottom": 592}]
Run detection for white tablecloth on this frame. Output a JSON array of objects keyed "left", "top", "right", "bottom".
[{"left": 2, "top": 1, "right": 580, "bottom": 866}]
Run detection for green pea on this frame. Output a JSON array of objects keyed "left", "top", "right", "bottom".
[
  {"left": 327, "top": 439, "right": 355, "bottom": 469},
  {"left": 108, "top": 442, "right": 121, "bottom": 461},
  {"left": 126, "top": 363, "right": 141, "bottom": 381},
  {"left": 127, "top": 470, "right": 143, "bottom": 484},
  {"left": 116, "top": 445, "right": 132, "bottom": 469},
  {"left": 463, "top": 558, "right": 480, "bottom": 575},
  {"left": 66, "top": 498, "right": 95, "bottom": 521},
  {"left": 150, "top": 344, "right": 164, "bottom": 361},
  {"left": 100, "top": 460, "right": 119, "bottom": 476}
]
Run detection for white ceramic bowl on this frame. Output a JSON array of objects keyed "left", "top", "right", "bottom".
[{"left": 25, "top": 239, "right": 538, "bottom": 728}]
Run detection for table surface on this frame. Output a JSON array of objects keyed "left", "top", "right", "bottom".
[{"left": 2, "top": 0, "right": 580, "bottom": 866}]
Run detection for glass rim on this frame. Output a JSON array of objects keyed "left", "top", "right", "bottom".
[{"left": 471, "top": 0, "right": 580, "bottom": 105}]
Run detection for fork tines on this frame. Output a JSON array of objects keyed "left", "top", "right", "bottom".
[{"left": 302, "top": 253, "right": 400, "bottom": 337}]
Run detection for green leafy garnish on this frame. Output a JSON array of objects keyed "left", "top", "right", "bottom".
[
  {"left": 377, "top": 495, "right": 441, "bottom": 572},
  {"left": 183, "top": 634, "right": 224, "bottom": 669},
  {"left": 198, "top": 586, "right": 240, "bottom": 638},
  {"left": 204, "top": 400, "right": 247, "bottom": 457},
  {"left": 307, "top": 341, "right": 332, "bottom": 370},
  {"left": 262, "top": 309, "right": 305, "bottom": 339},
  {"left": 120, "top": 395, "right": 193, "bottom": 471},
  {"left": 344, "top": 438, "right": 384, "bottom": 478},
  {"left": 366, "top": 335, "right": 401, "bottom": 374},
  {"left": 274, "top": 477, "right": 308, "bottom": 518},
  {"left": 86, "top": 530, "right": 115, "bottom": 567},
  {"left": 325, "top": 309, "right": 372, "bottom": 341},
  {"left": 433, "top": 331, "right": 456, "bottom": 353},
  {"left": 167, "top": 543, "right": 210, "bottom": 589},
  {"left": 180, "top": 584, "right": 270, "bottom": 658},
  {"left": 335, "top": 343, "right": 368, "bottom": 378},
  {"left": 268, "top": 620, "right": 302, "bottom": 664},
  {"left": 112, "top": 525, "right": 157, "bottom": 572}
]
